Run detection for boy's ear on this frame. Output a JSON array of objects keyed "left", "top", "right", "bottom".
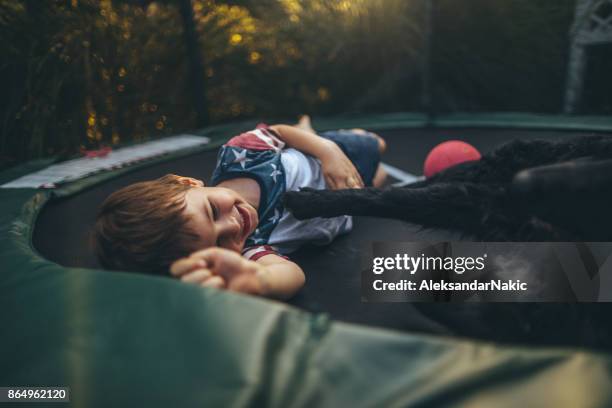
[{"left": 176, "top": 177, "right": 205, "bottom": 187}]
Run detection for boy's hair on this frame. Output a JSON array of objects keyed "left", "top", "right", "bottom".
[{"left": 92, "top": 174, "right": 200, "bottom": 275}]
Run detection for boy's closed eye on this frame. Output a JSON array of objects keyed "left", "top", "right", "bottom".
[
  {"left": 210, "top": 202, "right": 219, "bottom": 220},
  {"left": 208, "top": 202, "right": 222, "bottom": 246}
]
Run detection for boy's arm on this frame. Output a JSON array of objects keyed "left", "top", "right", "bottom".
[
  {"left": 253, "top": 254, "right": 305, "bottom": 300},
  {"left": 269, "top": 124, "right": 364, "bottom": 189},
  {"left": 269, "top": 124, "right": 335, "bottom": 159},
  {"left": 170, "top": 247, "right": 305, "bottom": 300}
]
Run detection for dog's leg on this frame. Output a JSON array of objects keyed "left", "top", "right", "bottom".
[
  {"left": 284, "top": 184, "right": 518, "bottom": 235},
  {"left": 284, "top": 187, "right": 392, "bottom": 218},
  {"left": 284, "top": 185, "right": 574, "bottom": 240}
]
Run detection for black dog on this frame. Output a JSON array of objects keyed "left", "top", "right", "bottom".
[{"left": 284, "top": 135, "right": 612, "bottom": 241}]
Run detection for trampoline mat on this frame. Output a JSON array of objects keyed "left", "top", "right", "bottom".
[{"left": 34, "top": 127, "right": 612, "bottom": 351}]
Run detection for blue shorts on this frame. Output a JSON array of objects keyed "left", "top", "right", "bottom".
[{"left": 320, "top": 130, "right": 381, "bottom": 186}]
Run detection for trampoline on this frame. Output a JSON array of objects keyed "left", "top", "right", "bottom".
[
  {"left": 33, "top": 118, "right": 612, "bottom": 351},
  {"left": 4, "top": 113, "right": 612, "bottom": 406}
]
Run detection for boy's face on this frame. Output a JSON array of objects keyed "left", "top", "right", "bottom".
[{"left": 183, "top": 185, "right": 259, "bottom": 253}]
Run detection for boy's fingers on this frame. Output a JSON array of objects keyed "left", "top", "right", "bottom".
[
  {"left": 325, "top": 175, "right": 338, "bottom": 190},
  {"left": 180, "top": 268, "right": 212, "bottom": 283},
  {"left": 349, "top": 164, "right": 364, "bottom": 186},
  {"left": 346, "top": 176, "right": 362, "bottom": 188},
  {"left": 170, "top": 258, "right": 207, "bottom": 276},
  {"left": 188, "top": 247, "right": 217, "bottom": 260},
  {"left": 189, "top": 247, "right": 233, "bottom": 266},
  {"left": 201, "top": 276, "right": 226, "bottom": 289},
  {"left": 357, "top": 172, "right": 364, "bottom": 186},
  {"left": 170, "top": 259, "right": 195, "bottom": 276},
  {"left": 355, "top": 176, "right": 365, "bottom": 188}
]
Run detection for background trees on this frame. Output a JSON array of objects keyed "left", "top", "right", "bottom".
[{"left": 0, "top": 0, "right": 606, "bottom": 165}]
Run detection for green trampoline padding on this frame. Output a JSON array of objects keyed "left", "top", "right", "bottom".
[{"left": 3, "top": 113, "right": 612, "bottom": 407}]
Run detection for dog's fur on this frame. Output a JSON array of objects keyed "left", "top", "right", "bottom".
[{"left": 284, "top": 135, "right": 612, "bottom": 240}]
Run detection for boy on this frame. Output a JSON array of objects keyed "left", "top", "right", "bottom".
[{"left": 94, "top": 116, "right": 386, "bottom": 299}]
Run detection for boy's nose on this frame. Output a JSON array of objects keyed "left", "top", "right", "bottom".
[
  {"left": 219, "top": 201, "right": 238, "bottom": 220},
  {"left": 217, "top": 189, "right": 238, "bottom": 210},
  {"left": 220, "top": 206, "right": 241, "bottom": 230},
  {"left": 220, "top": 216, "right": 241, "bottom": 238}
]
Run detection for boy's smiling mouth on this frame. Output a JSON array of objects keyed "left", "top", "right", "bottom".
[{"left": 237, "top": 205, "right": 253, "bottom": 239}]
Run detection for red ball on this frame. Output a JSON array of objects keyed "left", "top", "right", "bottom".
[{"left": 424, "top": 140, "right": 481, "bottom": 178}]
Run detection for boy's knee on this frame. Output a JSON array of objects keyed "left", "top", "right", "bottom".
[
  {"left": 368, "top": 131, "right": 386, "bottom": 154},
  {"left": 376, "top": 135, "right": 387, "bottom": 154},
  {"left": 350, "top": 128, "right": 387, "bottom": 154}
]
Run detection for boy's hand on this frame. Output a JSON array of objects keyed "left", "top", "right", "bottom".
[
  {"left": 269, "top": 124, "right": 363, "bottom": 190},
  {"left": 319, "top": 142, "right": 364, "bottom": 189},
  {"left": 170, "top": 247, "right": 265, "bottom": 295}
]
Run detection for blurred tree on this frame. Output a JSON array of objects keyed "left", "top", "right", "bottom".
[
  {"left": 117, "top": 0, "right": 209, "bottom": 126},
  {"left": 0, "top": 0, "right": 593, "bottom": 167},
  {"left": 178, "top": 0, "right": 209, "bottom": 126}
]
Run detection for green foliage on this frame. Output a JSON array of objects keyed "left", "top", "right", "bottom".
[
  {"left": 0, "top": 0, "right": 594, "bottom": 165},
  {"left": 0, "top": 0, "right": 192, "bottom": 165}
]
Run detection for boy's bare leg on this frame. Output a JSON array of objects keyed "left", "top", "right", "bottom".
[
  {"left": 295, "top": 115, "right": 316, "bottom": 134},
  {"left": 372, "top": 165, "right": 388, "bottom": 187}
]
